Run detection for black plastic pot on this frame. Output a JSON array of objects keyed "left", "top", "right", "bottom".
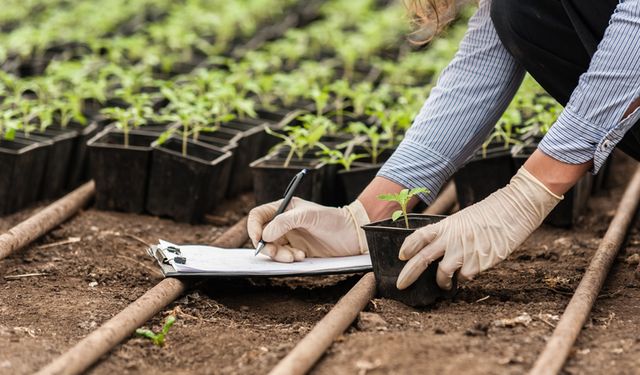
[
  {"left": 338, "top": 162, "right": 381, "bottom": 203},
  {"left": 250, "top": 154, "right": 326, "bottom": 205},
  {"left": 362, "top": 214, "right": 457, "bottom": 307},
  {"left": 146, "top": 137, "right": 233, "bottom": 223},
  {"left": 88, "top": 129, "right": 157, "bottom": 213},
  {"left": 28, "top": 128, "right": 78, "bottom": 200},
  {"left": 137, "top": 122, "right": 174, "bottom": 134},
  {"left": 197, "top": 127, "right": 243, "bottom": 146},
  {"left": 221, "top": 119, "right": 268, "bottom": 196},
  {"left": 49, "top": 122, "right": 99, "bottom": 190},
  {"left": 0, "top": 138, "right": 50, "bottom": 215},
  {"left": 255, "top": 107, "right": 294, "bottom": 123},
  {"left": 454, "top": 144, "right": 515, "bottom": 208}
]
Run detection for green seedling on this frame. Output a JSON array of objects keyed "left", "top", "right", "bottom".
[
  {"left": 318, "top": 144, "right": 367, "bottom": 171},
  {"left": 378, "top": 187, "right": 429, "bottom": 229},
  {"left": 135, "top": 315, "right": 176, "bottom": 347},
  {"left": 100, "top": 106, "right": 145, "bottom": 148},
  {"left": 348, "top": 121, "right": 389, "bottom": 164},
  {"left": 265, "top": 118, "right": 328, "bottom": 168}
]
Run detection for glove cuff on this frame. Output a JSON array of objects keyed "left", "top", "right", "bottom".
[
  {"left": 517, "top": 167, "right": 564, "bottom": 201},
  {"left": 345, "top": 200, "right": 371, "bottom": 254}
]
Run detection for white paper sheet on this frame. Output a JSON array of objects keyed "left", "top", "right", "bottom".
[{"left": 154, "top": 240, "right": 372, "bottom": 277}]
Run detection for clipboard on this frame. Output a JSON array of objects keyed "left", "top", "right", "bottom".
[{"left": 148, "top": 240, "right": 372, "bottom": 277}]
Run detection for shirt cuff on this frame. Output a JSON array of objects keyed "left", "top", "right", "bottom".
[
  {"left": 377, "top": 140, "right": 457, "bottom": 204},
  {"left": 538, "top": 107, "right": 640, "bottom": 174}
]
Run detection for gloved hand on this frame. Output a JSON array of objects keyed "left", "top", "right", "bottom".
[
  {"left": 247, "top": 198, "right": 370, "bottom": 262},
  {"left": 397, "top": 167, "right": 563, "bottom": 291}
]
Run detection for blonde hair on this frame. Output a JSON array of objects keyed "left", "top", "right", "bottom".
[{"left": 405, "top": 0, "right": 464, "bottom": 45}]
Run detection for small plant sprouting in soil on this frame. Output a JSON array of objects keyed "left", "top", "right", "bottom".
[
  {"left": 378, "top": 187, "right": 429, "bottom": 229},
  {"left": 135, "top": 315, "right": 176, "bottom": 347}
]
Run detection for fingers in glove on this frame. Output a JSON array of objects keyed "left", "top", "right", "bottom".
[
  {"left": 262, "top": 209, "right": 310, "bottom": 243},
  {"left": 396, "top": 239, "right": 446, "bottom": 290},
  {"left": 247, "top": 200, "right": 281, "bottom": 247},
  {"left": 398, "top": 224, "right": 439, "bottom": 261},
  {"left": 436, "top": 248, "right": 463, "bottom": 291},
  {"left": 265, "top": 243, "right": 306, "bottom": 263},
  {"left": 260, "top": 237, "right": 288, "bottom": 258}
]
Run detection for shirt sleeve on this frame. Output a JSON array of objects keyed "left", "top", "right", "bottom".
[
  {"left": 377, "top": 0, "right": 525, "bottom": 203},
  {"left": 538, "top": 0, "right": 640, "bottom": 173}
]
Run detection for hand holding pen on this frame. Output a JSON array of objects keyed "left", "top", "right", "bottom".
[{"left": 254, "top": 169, "right": 308, "bottom": 255}]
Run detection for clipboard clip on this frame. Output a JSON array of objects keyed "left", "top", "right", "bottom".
[{"left": 149, "top": 245, "right": 187, "bottom": 265}]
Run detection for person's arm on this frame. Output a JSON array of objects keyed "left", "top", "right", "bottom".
[
  {"left": 397, "top": 0, "right": 640, "bottom": 291},
  {"left": 247, "top": 0, "right": 529, "bottom": 263},
  {"left": 360, "top": 0, "right": 525, "bottom": 220},
  {"left": 536, "top": 0, "right": 640, "bottom": 178}
]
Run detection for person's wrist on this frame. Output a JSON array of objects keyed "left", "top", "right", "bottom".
[
  {"left": 523, "top": 149, "right": 591, "bottom": 196},
  {"left": 346, "top": 200, "right": 370, "bottom": 253}
]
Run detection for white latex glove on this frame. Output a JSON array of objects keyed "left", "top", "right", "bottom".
[
  {"left": 247, "top": 198, "right": 370, "bottom": 262},
  {"left": 397, "top": 167, "right": 563, "bottom": 291}
]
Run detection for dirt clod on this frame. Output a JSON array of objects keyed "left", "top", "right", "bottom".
[
  {"left": 356, "top": 312, "right": 388, "bottom": 331},
  {"left": 625, "top": 253, "right": 640, "bottom": 265}
]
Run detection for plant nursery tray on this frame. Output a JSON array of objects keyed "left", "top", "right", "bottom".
[{"left": 149, "top": 240, "right": 372, "bottom": 277}]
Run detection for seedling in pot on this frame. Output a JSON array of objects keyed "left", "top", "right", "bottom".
[
  {"left": 318, "top": 143, "right": 367, "bottom": 171},
  {"left": 135, "top": 315, "right": 176, "bottom": 347},
  {"left": 264, "top": 118, "right": 328, "bottom": 168},
  {"left": 100, "top": 106, "right": 145, "bottom": 147},
  {"left": 158, "top": 86, "right": 234, "bottom": 156},
  {"left": 329, "top": 79, "right": 352, "bottom": 126},
  {"left": 307, "top": 84, "right": 330, "bottom": 116},
  {"left": 0, "top": 110, "right": 21, "bottom": 140},
  {"left": 482, "top": 106, "right": 522, "bottom": 157},
  {"left": 378, "top": 187, "right": 429, "bottom": 229},
  {"left": 348, "top": 121, "right": 389, "bottom": 164}
]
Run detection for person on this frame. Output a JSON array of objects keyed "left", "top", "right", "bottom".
[{"left": 248, "top": 0, "right": 640, "bottom": 292}]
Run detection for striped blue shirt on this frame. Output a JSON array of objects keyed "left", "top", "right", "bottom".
[{"left": 378, "top": 0, "right": 640, "bottom": 204}]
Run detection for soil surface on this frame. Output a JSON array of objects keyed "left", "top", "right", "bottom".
[{"left": 1, "top": 154, "right": 639, "bottom": 375}]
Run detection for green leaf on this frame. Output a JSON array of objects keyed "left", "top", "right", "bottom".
[
  {"left": 161, "top": 315, "right": 176, "bottom": 336},
  {"left": 397, "top": 189, "right": 409, "bottom": 204},
  {"left": 391, "top": 210, "right": 403, "bottom": 222},
  {"left": 136, "top": 329, "right": 157, "bottom": 341},
  {"left": 155, "top": 129, "right": 174, "bottom": 146}
]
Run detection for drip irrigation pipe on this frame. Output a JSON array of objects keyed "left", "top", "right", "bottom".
[
  {"left": 0, "top": 181, "right": 95, "bottom": 262},
  {"left": 36, "top": 217, "right": 249, "bottom": 375},
  {"left": 529, "top": 164, "right": 640, "bottom": 375},
  {"left": 37, "top": 179, "right": 459, "bottom": 375}
]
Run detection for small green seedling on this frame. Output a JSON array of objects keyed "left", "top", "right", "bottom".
[
  {"left": 318, "top": 146, "right": 367, "bottom": 171},
  {"left": 135, "top": 315, "right": 176, "bottom": 347},
  {"left": 378, "top": 187, "right": 429, "bottom": 229}
]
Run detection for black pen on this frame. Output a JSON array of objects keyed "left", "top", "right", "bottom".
[{"left": 255, "top": 168, "right": 308, "bottom": 256}]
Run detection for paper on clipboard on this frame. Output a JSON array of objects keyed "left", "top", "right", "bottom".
[{"left": 149, "top": 240, "right": 372, "bottom": 277}]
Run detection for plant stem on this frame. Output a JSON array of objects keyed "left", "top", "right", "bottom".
[
  {"left": 182, "top": 130, "right": 187, "bottom": 157},
  {"left": 401, "top": 202, "right": 409, "bottom": 229},
  {"left": 284, "top": 147, "right": 295, "bottom": 168}
]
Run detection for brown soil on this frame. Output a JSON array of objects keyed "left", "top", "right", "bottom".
[{"left": 1, "top": 155, "right": 639, "bottom": 375}]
